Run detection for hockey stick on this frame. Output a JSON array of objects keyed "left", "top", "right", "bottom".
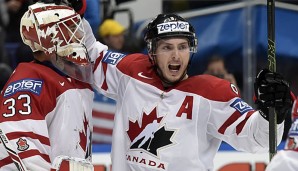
[
  {"left": 267, "top": 0, "right": 277, "bottom": 161},
  {"left": 0, "top": 129, "right": 29, "bottom": 171}
]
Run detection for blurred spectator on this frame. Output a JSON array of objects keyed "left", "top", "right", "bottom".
[
  {"left": 0, "top": 63, "right": 12, "bottom": 90},
  {"left": 98, "top": 19, "right": 126, "bottom": 52},
  {"left": 84, "top": 0, "right": 100, "bottom": 38},
  {"left": 5, "top": 0, "right": 32, "bottom": 43},
  {"left": 163, "top": 0, "right": 238, "bottom": 13},
  {"left": 0, "top": 0, "right": 9, "bottom": 64},
  {"left": 204, "top": 55, "right": 238, "bottom": 88},
  {"left": 4, "top": 0, "right": 33, "bottom": 68}
]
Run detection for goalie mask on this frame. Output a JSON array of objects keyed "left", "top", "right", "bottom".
[{"left": 20, "top": 3, "right": 93, "bottom": 83}]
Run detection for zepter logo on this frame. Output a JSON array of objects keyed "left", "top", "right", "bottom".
[{"left": 156, "top": 21, "right": 190, "bottom": 34}]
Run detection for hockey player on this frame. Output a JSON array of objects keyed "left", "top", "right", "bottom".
[
  {"left": 265, "top": 97, "right": 298, "bottom": 171},
  {"left": 84, "top": 13, "right": 293, "bottom": 170},
  {"left": 0, "top": 1, "right": 292, "bottom": 170},
  {"left": 0, "top": 2, "right": 94, "bottom": 171}
]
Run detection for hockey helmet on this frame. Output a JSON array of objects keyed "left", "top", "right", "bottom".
[
  {"left": 144, "top": 14, "right": 198, "bottom": 55},
  {"left": 20, "top": 3, "right": 93, "bottom": 83}
]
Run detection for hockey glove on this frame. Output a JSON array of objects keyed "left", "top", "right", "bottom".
[{"left": 254, "top": 69, "right": 293, "bottom": 124}]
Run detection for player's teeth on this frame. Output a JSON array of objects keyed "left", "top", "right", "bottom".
[{"left": 168, "top": 65, "right": 180, "bottom": 70}]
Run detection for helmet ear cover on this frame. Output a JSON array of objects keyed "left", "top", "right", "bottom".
[{"left": 144, "top": 14, "right": 198, "bottom": 55}]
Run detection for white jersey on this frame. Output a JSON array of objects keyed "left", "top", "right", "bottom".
[
  {"left": 89, "top": 42, "right": 284, "bottom": 170},
  {"left": 0, "top": 62, "right": 94, "bottom": 170},
  {"left": 266, "top": 98, "right": 298, "bottom": 171}
]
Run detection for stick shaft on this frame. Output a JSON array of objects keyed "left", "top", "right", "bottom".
[
  {"left": 267, "top": 0, "right": 277, "bottom": 161},
  {"left": 0, "top": 129, "right": 28, "bottom": 171}
]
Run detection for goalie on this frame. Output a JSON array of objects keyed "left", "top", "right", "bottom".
[{"left": 0, "top": 2, "right": 95, "bottom": 171}]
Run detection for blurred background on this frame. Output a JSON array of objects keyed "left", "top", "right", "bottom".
[{"left": 1, "top": 0, "right": 298, "bottom": 170}]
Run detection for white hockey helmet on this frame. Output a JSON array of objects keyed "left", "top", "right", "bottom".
[{"left": 20, "top": 3, "right": 93, "bottom": 83}]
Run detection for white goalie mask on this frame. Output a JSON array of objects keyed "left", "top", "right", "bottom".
[{"left": 20, "top": 3, "right": 93, "bottom": 83}]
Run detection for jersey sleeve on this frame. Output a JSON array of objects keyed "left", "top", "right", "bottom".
[
  {"left": 0, "top": 67, "right": 53, "bottom": 170},
  {"left": 91, "top": 49, "right": 128, "bottom": 100},
  {"left": 205, "top": 80, "right": 284, "bottom": 153},
  {"left": 83, "top": 18, "right": 134, "bottom": 100}
]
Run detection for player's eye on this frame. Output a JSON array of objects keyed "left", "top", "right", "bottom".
[{"left": 161, "top": 45, "right": 173, "bottom": 51}]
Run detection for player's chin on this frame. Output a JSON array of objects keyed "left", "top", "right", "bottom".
[{"left": 165, "top": 72, "right": 183, "bottom": 82}]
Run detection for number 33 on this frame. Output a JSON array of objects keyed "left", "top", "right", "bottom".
[{"left": 3, "top": 94, "right": 32, "bottom": 117}]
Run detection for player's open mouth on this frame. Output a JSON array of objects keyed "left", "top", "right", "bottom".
[{"left": 168, "top": 64, "right": 181, "bottom": 72}]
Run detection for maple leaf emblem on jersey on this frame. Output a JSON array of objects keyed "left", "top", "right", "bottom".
[
  {"left": 127, "top": 107, "right": 176, "bottom": 156},
  {"left": 16, "top": 138, "right": 29, "bottom": 151}
]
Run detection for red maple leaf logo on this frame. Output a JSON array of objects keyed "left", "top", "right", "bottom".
[
  {"left": 127, "top": 107, "right": 163, "bottom": 142},
  {"left": 16, "top": 138, "right": 29, "bottom": 151},
  {"left": 79, "top": 115, "right": 89, "bottom": 150},
  {"left": 17, "top": 138, "right": 27, "bottom": 147}
]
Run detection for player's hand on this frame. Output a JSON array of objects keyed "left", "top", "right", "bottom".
[{"left": 254, "top": 69, "right": 293, "bottom": 124}]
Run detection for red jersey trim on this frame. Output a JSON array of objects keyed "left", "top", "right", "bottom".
[
  {"left": 0, "top": 149, "right": 51, "bottom": 168},
  {"left": 101, "top": 62, "right": 108, "bottom": 91},
  {"left": 218, "top": 111, "right": 241, "bottom": 134},
  {"left": 236, "top": 110, "right": 255, "bottom": 134},
  {"left": 7, "top": 131, "right": 50, "bottom": 146}
]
